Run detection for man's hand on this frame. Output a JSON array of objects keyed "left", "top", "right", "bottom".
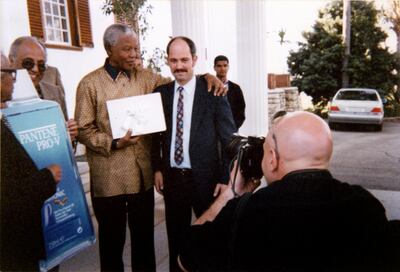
[
  {"left": 154, "top": 171, "right": 164, "bottom": 195},
  {"left": 47, "top": 164, "right": 62, "bottom": 183},
  {"left": 194, "top": 182, "right": 233, "bottom": 225},
  {"left": 204, "top": 73, "right": 228, "bottom": 96},
  {"left": 67, "top": 119, "right": 78, "bottom": 141},
  {"left": 230, "top": 160, "right": 260, "bottom": 197},
  {"left": 213, "top": 183, "right": 229, "bottom": 197},
  {"left": 116, "top": 129, "right": 140, "bottom": 149}
]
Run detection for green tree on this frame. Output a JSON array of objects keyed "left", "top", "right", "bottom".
[
  {"left": 103, "top": 0, "right": 149, "bottom": 40},
  {"left": 288, "top": 0, "right": 399, "bottom": 105}
]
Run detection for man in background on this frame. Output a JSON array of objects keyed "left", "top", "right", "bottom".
[{"left": 214, "top": 55, "right": 246, "bottom": 129}]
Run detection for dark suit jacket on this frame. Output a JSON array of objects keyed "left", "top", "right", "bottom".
[
  {"left": 152, "top": 77, "right": 236, "bottom": 203},
  {"left": 1, "top": 119, "right": 56, "bottom": 271},
  {"left": 227, "top": 81, "right": 246, "bottom": 129}
]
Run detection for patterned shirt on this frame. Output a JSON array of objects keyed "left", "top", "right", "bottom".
[{"left": 75, "top": 65, "right": 169, "bottom": 197}]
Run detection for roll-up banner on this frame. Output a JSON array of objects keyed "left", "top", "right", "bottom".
[{"left": 2, "top": 98, "right": 95, "bottom": 271}]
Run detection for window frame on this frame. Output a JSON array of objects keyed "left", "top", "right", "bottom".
[
  {"left": 27, "top": 0, "right": 94, "bottom": 51},
  {"left": 41, "top": 0, "right": 72, "bottom": 46}
]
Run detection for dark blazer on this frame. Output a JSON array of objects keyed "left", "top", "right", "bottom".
[
  {"left": 152, "top": 77, "right": 236, "bottom": 200},
  {"left": 1, "top": 119, "right": 57, "bottom": 271},
  {"left": 227, "top": 81, "right": 246, "bottom": 129}
]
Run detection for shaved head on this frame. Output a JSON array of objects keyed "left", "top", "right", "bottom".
[{"left": 262, "top": 111, "right": 333, "bottom": 183}]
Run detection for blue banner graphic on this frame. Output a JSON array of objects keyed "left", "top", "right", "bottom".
[{"left": 2, "top": 99, "right": 95, "bottom": 271}]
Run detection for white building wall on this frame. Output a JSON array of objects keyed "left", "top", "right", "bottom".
[
  {"left": 0, "top": 1, "right": 31, "bottom": 50},
  {"left": 140, "top": 0, "right": 173, "bottom": 77},
  {"left": 236, "top": 0, "right": 268, "bottom": 136},
  {"left": 170, "top": 0, "right": 208, "bottom": 74},
  {"left": 0, "top": 0, "right": 115, "bottom": 118}
]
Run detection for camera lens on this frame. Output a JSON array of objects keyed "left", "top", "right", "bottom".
[{"left": 226, "top": 135, "right": 265, "bottom": 181}]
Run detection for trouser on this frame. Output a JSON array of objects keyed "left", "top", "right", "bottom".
[
  {"left": 92, "top": 188, "right": 155, "bottom": 272},
  {"left": 163, "top": 168, "right": 209, "bottom": 272}
]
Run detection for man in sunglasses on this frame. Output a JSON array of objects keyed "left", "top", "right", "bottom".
[
  {"left": 178, "top": 111, "right": 399, "bottom": 271},
  {"left": 8, "top": 36, "right": 77, "bottom": 141}
]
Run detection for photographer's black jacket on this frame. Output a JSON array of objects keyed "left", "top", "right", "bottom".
[{"left": 179, "top": 170, "right": 400, "bottom": 271}]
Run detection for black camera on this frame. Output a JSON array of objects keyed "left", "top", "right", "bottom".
[{"left": 226, "top": 135, "right": 265, "bottom": 181}]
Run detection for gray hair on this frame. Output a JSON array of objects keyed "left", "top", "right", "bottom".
[
  {"left": 9, "top": 36, "right": 45, "bottom": 62},
  {"left": 103, "top": 24, "right": 137, "bottom": 52}
]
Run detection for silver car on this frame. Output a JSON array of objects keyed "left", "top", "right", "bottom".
[{"left": 328, "top": 88, "right": 384, "bottom": 131}]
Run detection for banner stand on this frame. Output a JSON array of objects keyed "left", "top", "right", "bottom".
[{"left": 2, "top": 98, "right": 95, "bottom": 271}]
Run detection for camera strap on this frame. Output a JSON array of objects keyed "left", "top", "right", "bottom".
[{"left": 228, "top": 192, "right": 252, "bottom": 271}]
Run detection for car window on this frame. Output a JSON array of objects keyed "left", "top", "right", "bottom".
[{"left": 336, "top": 91, "right": 378, "bottom": 101}]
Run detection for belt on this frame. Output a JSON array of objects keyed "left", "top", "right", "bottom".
[{"left": 171, "top": 167, "right": 192, "bottom": 176}]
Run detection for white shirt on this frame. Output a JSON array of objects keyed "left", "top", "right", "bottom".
[{"left": 170, "top": 76, "right": 196, "bottom": 168}]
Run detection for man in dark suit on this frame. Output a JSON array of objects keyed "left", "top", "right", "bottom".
[
  {"left": 214, "top": 55, "right": 246, "bottom": 129},
  {"left": 152, "top": 37, "right": 236, "bottom": 271}
]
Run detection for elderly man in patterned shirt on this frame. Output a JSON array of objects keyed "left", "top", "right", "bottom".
[{"left": 75, "top": 23, "right": 225, "bottom": 271}]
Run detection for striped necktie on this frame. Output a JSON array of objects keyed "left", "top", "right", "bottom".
[{"left": 174, "top": 86, "right": 184, "bottom": 165}]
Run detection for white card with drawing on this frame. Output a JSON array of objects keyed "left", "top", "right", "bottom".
[{"left": 106, "top": 93, "right": 166, "bottom": 139}]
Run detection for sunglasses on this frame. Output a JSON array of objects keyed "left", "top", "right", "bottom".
[
  {"left": 272, "top": 110, "right": 287, "bottom": 121},
  {"left": 22, "top": 58, "right": 47, "bottom": 72},
  {"left": 1, "top": 68, "right": 17, "bottom": 82}
]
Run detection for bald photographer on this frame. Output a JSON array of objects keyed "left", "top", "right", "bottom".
[{"left": 178, "top": 111, "right": 400, "bottom": 271}]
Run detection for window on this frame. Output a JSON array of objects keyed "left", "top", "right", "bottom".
[
  {"left": 336, "top": 90, "right": 378, "bottom": 101},
  {"left": 42, "top": 0, "right": 71, "bottom": 45},
  {"left": 27, "top": 0, "right": 93, "bottom": 49}
]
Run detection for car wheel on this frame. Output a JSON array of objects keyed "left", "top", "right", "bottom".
[
  {"left": 329, "top": 122, "right": 336, "bottom": 130},
  {"left": 375, "top": 124, "right": 382, "bottom": 132}
]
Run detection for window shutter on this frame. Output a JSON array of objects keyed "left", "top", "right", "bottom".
[
  {"left": 27, "top": 0, "right": 44, "bottom": 39},
  {"left": 76, "top": 0, "right": 93, "bottom": 48}
]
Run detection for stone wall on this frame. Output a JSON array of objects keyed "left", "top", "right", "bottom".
[{"left": 268, "top": 87, "right": 301, "bottom": 126}]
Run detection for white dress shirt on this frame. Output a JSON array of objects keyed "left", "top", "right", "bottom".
[{"left": 170, "top": 76, "right": 196, "bottom": 168}]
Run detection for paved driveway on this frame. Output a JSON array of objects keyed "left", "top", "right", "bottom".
[{"left": 330, "top": 121, "right": 400, "bottom": 191}]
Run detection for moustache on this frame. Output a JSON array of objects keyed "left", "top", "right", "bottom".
[{"left": 173, "top": 69, "right": 188, "bottom": 73}]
